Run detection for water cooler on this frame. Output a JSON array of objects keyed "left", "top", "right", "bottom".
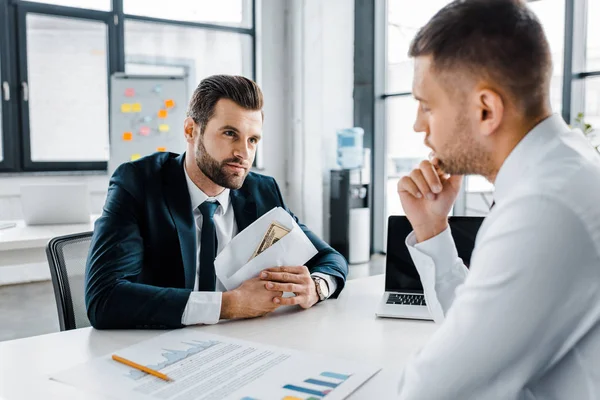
[{"left": 329, "top": 167, "right": 371, "bottom": 264}]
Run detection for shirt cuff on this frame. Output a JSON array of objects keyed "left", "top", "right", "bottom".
[
  {"left": 407, "top": 226, "right": 460, "bottom": 280},
  {"left": 311, "top": 272, "right": 337, "bottom": 299},
  {"left": 181, "top": 291, "right": 223, "bottom": 325}
]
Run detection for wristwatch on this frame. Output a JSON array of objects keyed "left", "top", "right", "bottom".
[{"left": 313, "top": 276, "right": 330, "bottom": 302}]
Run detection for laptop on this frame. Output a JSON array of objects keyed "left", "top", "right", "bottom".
[
  {"left": 376, "top": 216, "right": 484, "bottom": 320},
  {"left": 20, "top": 183, "right": 91, "bottom": 226}
]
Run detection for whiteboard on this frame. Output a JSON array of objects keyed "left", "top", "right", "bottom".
[{"left": 109, "top": 74, "right": 188, "bottom": 176}]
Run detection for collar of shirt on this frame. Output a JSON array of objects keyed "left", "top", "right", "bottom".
[
  {"left": 493, "top": 113, "right": 569, "bottom": 205},
  {"left": 183, "top": 164, "right": 231, "bottom": 215}
]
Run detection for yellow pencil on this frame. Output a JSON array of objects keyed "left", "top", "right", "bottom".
[{"left": 111, "top": 354, "right": 173, "bottom": 382}]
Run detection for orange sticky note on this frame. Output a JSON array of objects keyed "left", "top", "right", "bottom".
[
  {"left": 131, "top": 153, "right": 141, "bottom": 161},
  {"left": 121, "top": 103, "right": 132, "bottom": 113},
  {"left": 164, "top": 99, "right": 175, "bottom": 108},
  {"left": 157, "top": 147, "right": 167, "bottom": 152},
  {"left": 158, "top": 109, "right": 168, "bottom": 119},
  {"left": 158, "top": 124, "right": 169, "bottom": 132},
  {"left": 122, "top": 132, "right": 133, "bottom": 141},
  {"left": 139, "top": 126, "right": 150, "bottom": 136},
  {"left": 132, "top": 103, "right": 142, "bottom": 112}
]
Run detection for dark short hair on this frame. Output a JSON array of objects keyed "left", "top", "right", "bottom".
[
  {"left": 409, "top": 0, "right": 552, "bottom": 118},
  {"left": 187, "top": 75, "right": 264, "bottom": 133}
]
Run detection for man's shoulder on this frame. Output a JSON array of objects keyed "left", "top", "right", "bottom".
[
  {"left": 242, "top": 171, "right": 277, "bottom": 189},
  {"left": 113, "top": 152, "right": 179, "bottom": 179},
  {"left": 130, "top": 151, "right": 179, "bottom": 173}
]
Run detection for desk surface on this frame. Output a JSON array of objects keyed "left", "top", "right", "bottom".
[
  {"left": 0, "top": 275, "right": 437, "bottom": 399},
  {"left": 0, "top": 216, "right": 97, "bottom": 252}
]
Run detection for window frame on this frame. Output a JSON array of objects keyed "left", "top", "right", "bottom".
[
  {"left": 0, "top": 0, "right": 18, "bottom": 171},
  {"left": 0, "top": 0, "right": 257, "bottom": 173}
]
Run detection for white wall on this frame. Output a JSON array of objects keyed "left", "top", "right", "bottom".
[
  {"left": 256, "top": 0, "right": 288, "bottom": 189},
  {"left": 285, "top": 0, "right": 355, "bottom": 240}
]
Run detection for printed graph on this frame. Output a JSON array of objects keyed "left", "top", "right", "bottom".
[
  {"left": 240, "top": 371, "right": 352, "bottom": 400},
  {"left": 125, "top": 340, "right": 219, "bottom": 380},
  {"left": 282, "top": 371, "right": 351, "bottom": 397}
]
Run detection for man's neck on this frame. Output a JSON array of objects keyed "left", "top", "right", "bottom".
[
  {"left": 184, "top": 157, "right": 225, "bottom": 197},
  {"left": 486, "top": 111, "right": 552, "bottom": 184}
]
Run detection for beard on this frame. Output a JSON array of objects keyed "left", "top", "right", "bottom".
[
  {"left": 433, "top": 112, "right": 493, "bottom": 177},
  {"left": 194, "top": 136, "right": 249, "bottom": 190}
]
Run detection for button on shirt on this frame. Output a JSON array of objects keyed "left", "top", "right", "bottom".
[
  {"left": 181, "top": 167, "right": 337, "bottom": 325},
  {"left": 398, "top": 115, "right": 600, "bottom": 399}
]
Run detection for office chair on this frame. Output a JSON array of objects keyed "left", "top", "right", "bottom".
[{"left": 46, "top": 232, "right": 93, "bottom": 331}]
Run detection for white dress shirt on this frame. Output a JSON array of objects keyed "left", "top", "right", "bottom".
[
  {"left": 398, "top": 115, "right": 600, "bottom": 399},
  {"left": 181, "top": 167, "right": 337, "bottom": 325}
]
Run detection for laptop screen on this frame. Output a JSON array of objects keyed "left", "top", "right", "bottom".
[{"left": 385, "top": 216, "right": 485, "bottom": 293}]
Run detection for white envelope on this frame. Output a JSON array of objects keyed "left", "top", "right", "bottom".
[{"left": 215, "top": 207, "right": 318, "bottom": 290}]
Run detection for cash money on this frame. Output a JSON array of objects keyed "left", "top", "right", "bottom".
[{"left": 249, "top": 221, "right": 291, "bottom": 261}]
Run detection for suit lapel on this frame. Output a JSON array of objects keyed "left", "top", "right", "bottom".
[
  {"left": 231, "top": 188, "right": 257, "bottom": 233},
  {"left": 163, "top": 153, "right": 196, "bottom": 289}
]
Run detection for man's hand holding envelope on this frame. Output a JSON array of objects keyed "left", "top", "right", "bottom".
[{"left": 215, "top": 207, "right": 321, "bottom": 318}]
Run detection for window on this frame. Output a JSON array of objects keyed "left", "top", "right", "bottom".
[
  {"left": 383, "top": 0, "right": 452, "bottom": 225},
  {"left": 582, "top": 0, "right": 600, "bottom": 135},
  {"left": 124, "top": 0, "right": 252, "bottom": 28},
  {"left": 584, "top": 77, "right": 600, "bottom": 139},
  {"left": 0, "top": 1, "right": 9, "bottom": 167},
  {"left": 385, "top": 96, "right": 423, "bottom": 218},
  {"left": 29, "top": 0, "right": 111, "bottom": 11},
  {"left": 586, "top": 0, "right": 600, "bottom": 72},
  {"left": 529, "top": 0, "right": 565, "bottom": 115},
  {"left": 26, "top": 14, "right": 109, "bottom": 162},
  {"left": 0, "top": 0, "right": 256, "bottom": 173},
  {"left": 386, "top": 0, "right": 451, "bottom": 94}
]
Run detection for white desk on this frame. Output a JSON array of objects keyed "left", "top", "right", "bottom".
[
  {"left": 0, "top": 217, "right": 97, "bottom": 284},
  {"left": 0, "top": 275, "right": 437, "bottom": 399}
]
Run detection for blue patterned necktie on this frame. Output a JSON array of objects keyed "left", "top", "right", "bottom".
[{"left": 198, "top": 201, "right": 219, "bottom": 291}]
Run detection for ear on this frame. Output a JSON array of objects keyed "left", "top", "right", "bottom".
[
  {"left": 477, "top": 89, "right": 504, "bottom": 137},
  {"left": 184, "top": 117, "right": 196, "bottom": 144}
]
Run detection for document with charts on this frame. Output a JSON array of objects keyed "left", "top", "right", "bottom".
[{"left": 51, "top": 329, "right": 381, "bottom": 400}]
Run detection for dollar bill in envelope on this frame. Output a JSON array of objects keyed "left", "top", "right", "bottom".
[
  {"left": 249, "top": 222, "right": 291, "bottom": 261},
  {"left": 214, "top": 207, "right": 318, "bottom": 290}
]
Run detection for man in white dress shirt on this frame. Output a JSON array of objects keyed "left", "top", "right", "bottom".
[{"left": 395, "top": 0, "right": 600, "bottom": 398}]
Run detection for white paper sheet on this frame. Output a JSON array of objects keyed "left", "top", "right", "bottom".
[
  {"left": 215, "top": 207, "right": 318, "bottom": 290},
  {"left": 51, "top": 330, "right": 381, "bottom": 400}
]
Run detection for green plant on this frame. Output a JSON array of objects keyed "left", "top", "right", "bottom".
[
  {"left": 575, "top": 112, "right": 594, "bottom": 135},
  {"left": 574, "top": 112, "right": 599, "bottom": 153}
]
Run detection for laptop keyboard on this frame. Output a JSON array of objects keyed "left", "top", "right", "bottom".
[{"left": 386, "top": 293, "right": 426, "bottom": 306}]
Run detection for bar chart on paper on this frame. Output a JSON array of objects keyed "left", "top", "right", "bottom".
[
  {"left": 124, "top": 340, "right": 219, "bottom": 380},
  {"left": 241, "top": 371, "right": 354, "bottom": 400}
]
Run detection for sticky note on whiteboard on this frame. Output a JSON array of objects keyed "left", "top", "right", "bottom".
[
  {"left": 165, "top": 99, "right": 175, "bottom": 108},
  {"left": 125, "top": 88, "right": 135, "bottom": 97},
  {"left": 139, "top": 126, "right": 150, "bottom": 136},
  {"left": 157, "top": 147, "right": 167, "bottom": 152},
  {"left": 131, "top": 153, "right": 141, "bottom": 161},
  {"left": 158, "top": 109, "right": 168, "bottom": 119},
  {"left": 122, "top": 132, "right": 133, "bottom": 141},
  {"left": 121, "top": 103, "right": 132, "bottom": 113},
  {"left": 132, "top": 103, "right": 142, "bottom": 112},
  {"left": 158, "top": 124, "right": 169, "bottom": 132}
]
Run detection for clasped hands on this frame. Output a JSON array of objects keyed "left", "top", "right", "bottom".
[{"left": 220, "top": 265, "right": 320, "bottom": 320}]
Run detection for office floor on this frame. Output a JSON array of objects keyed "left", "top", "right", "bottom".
[{"left": 0, "top": 255, "right": 385, "bottom": 343}]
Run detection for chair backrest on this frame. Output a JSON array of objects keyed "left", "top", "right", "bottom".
[{"left": 46, "top": 232, "right": 93, "bottom": 331}]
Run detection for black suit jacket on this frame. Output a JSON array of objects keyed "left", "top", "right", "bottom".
[{"left": 85, "top": 152, "right": 348, "bottom": 329}]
